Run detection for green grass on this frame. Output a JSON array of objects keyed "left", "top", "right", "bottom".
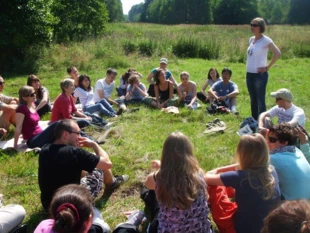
[{"left": 1, "top": 23, "right": 310, "bottom": 232}]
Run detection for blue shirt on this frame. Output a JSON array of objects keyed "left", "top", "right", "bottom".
[
  {"left": 212, "top": 80, "right": 238, "bottom": 96},
  {"left": 221, "top": 169, "right": 280, "bottom": 233},
  {"left": 270, "top": 147, "right": 310, "bottom": 200}
]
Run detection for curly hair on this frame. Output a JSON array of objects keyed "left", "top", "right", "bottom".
[{"left": 269, "top": 123, "right": 298, "bottom": 145}]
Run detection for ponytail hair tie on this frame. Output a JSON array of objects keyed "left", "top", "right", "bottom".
[{"left": 56, "top": 203, "right": 80, "bottom": 222}]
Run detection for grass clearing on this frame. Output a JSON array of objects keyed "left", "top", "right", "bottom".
[{"left": 1, "top": 23, "right": 310, "bottom": 232}]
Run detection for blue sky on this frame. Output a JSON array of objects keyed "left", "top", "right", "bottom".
[{"left": 121, "top": 0, "right": 144, "bottom": 14}]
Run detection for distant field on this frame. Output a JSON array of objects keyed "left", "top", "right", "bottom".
[{"left": 1, "top": 23, "right": 309, "bottom": 232}]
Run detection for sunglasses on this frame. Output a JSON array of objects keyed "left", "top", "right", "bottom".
[
  {"left": 67, "top": 130, "right": 80, "bottom": 135},
  {"left": 28, "top": 92, "right": 36, "bottom": 97},
  {"left": 276, "top": 98, "right": 283, "bottom": 101},
  {"left": 0, "top": 81, "right": 5, "bottom": 85},
  {"left": 268, "top": 136, "right": 278, "bottom": 143},
  {"left": 250, "top": 24, "right": 259, "bottom": 27}
]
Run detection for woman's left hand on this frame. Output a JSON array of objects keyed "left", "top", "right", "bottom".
[{"left": 257, "top": 66, "right": 268, "bottom": 73}]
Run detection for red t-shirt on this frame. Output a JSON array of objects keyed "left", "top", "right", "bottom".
[
  {"left": 50, "top": 93, "right": 77, "bottom": 123},
  {"left": 16, "top": 104, "right": 42, "bottom": 140}
]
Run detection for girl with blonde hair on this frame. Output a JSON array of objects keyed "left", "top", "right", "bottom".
[
  {"left": 144, "top": 132, "right": 212, "bottom": 233},
  {"left": 205, "top": 134, "right": 280, "bottom": 233}
]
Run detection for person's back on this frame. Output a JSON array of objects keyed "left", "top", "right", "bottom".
[
  {"left": 270, "top": 147, "right": 310, "bottom": 200},
  {"left": 39, "top": 143, "right": 99, "bottom": 209}
]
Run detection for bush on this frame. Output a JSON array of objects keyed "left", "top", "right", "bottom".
[
  {"left": 123, "top": 41, "right": 137, "bottom": 55},
  {"left": 138, "top": 40, "right": 155, "bottom": 56}
]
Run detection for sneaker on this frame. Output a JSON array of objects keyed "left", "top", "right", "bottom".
[
  {"left": 126, "top": 210, "right": 145, "bottom": 226},
  {"left": 95, "top": 139, "right": 106, "bottom": 145},
  {"left": 104, "top": 175, "right": 129, "bottom": 193}
]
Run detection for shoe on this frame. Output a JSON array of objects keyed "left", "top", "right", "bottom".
[
  {"left": 95, "top": 139, "right": 106, "bottom": 145},
  {"left": 232, "top": 110, "right": 239, "bottom": 115},
  {"left": 103, "top": 175, "right": 129, "bottom": 195},
  {"left": 116, "top": 108, "right": 123, "bottom": 116},
  {"left": 126, "top": 210, "right": 145, "bottom": 226}
]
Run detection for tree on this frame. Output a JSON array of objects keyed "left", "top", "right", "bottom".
[
  {"left": 103, "top": 0, "right": 124, "bottom": 22},
  {"left": 128, "top": 3, "right": 144, "bottom": 22},
  {"left": 258, "top": 0, "right": 290, "bottom": 24},
  {"left": 288, "top": 0, "right": 310, "bottom": 24},
  {"left": 214, "top": 0, "right": 258, "bottom": 24},
  {"left": 52, "top": 0, "right": 109, "bottom": 42},
  {"left": 0, "top": 0, "right": 57, "bottom": 72}
]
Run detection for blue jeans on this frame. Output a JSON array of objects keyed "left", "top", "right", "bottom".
[
  {"left": 246, "top": 72, "right": 268, "bottom": 120},
  {"left": 84, "top": 102, "right": 115, "bottom": 117},
  {"left": 27, "top": 121, "right": 58, "bottom": 148}
]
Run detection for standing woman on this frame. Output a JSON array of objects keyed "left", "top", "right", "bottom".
[
  {"left": 144, "top": 132, "right": 212, "bottom": 232},
  {"left": 27, "top": 75, "right": 51, "bottom": 117},
  {"left": 246, "top": 17, "right": 281, "bottom": 120}
]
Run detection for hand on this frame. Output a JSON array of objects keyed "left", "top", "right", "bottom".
[
  {"left": 157, "top": 102, "right": 162, "bottom": 109},
  {"left": 296, "top": 126, "right": 308, "bottom": 144},
  {"left": 0, "top": 128, "right": 7, "bottom": 135},
  {"left": 187, "top": 104, "right": 193, "bottom": 109},
  {"left": 259, "top": 127, "right": 268, "bottom": 137},
  {"left": 86, "top": 116, "right": 92, "bottom": 121},
  {"left": 151, "top": 160, "right": 161, "bottom": 170},
  {"left": 207, "top": 169, "right": 219, "bottom": 175},
  {"left": 78, "top": 137, "right": 95, "bottom": 148},
  {"left": 257, "top": 66, "right": 268, "bottom": 73},
  {"left": 218, "top": 96, "right": 226, "bottom": 101}
]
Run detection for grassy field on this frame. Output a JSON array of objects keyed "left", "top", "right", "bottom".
[{"left": 1, "top": 23, "right": 310, "bottom": 232}]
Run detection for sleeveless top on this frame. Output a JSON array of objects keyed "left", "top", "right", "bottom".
[
  {"left": 155, "top": 173, "right": 212, "bottom": 233},
  {"left": 158, "top": 83, "right": 170, "bottom": 102}
]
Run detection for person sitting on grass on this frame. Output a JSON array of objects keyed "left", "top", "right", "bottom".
[
  {"left": 51, "top": 79, "right": 92, "bottom": 129},
  {"left": 14, "top": 86, "right": 59, "bottom": 149},
  {"left": 146, "top": 58, "right": 178, "bottom": 97},
  {"left": 34, "top": 184, "right": 110, "bottom": 233},
  {"left": 144, "top": 132, "right": 212, "bottom": 233},
  {"left": 27, "top": 75, "right": 51, "bottom": 117},
  {"left": 0, "top": 75, "right": 18, "bottom": 131},
  {"left": 74, "top": 74, "right": 116, "bottom": 118},
  {"left": 197, "top": 68, "right": 221, "bottom": 103},
  {"left": 266, "top": 123, "right": 310, "bottom": 200},
  {"left": 258, "top": 88, "right": 305, "bottom": 133},
  {"left": 116, "top": 68, "right": 142, "bottom": 97},
  {"left": 205, "top": 134, "right": 280, "bottom": 233},
  {"left": 38, "top": 119, "right": 129, "bottom": 210},
  {"left": 94, "top": 68, "right": 126, "bottom": 115},
  {"left": 143, "top": 69, "right": 179, "bottom": 109},
  {"left": 208, "top": 67, "right": 239, "bottom": 114},
  {"left": 125, "top": 74, "right": 148, "bottom": 104},
  {"left": 177, "top": 71, "right": 198, "bottom": 110},
  {"left": 261, "top": 199, "right": 310, "bottom": 233}
]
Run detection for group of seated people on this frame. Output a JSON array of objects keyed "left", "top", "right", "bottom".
[{"left": 0, "top": 57, "right": 309, "bottom": 233}]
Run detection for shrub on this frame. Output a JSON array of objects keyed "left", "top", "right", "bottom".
[
  {"left": 138, "top": 40, "right": 155, "bottom": 56},
  {"left": 123, "top": 41, "right": 137, "bottom": 55}
]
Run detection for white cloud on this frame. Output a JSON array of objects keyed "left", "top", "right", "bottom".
[{"left": 121, "top": 0, "right": 144, "bottom": 15}]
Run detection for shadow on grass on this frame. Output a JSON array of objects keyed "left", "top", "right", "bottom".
[{"left": 26, "top": 209, "right": 49, "bottom": 232}]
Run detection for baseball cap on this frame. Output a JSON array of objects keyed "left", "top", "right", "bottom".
[
  {"left": 160, "top": 58, "right": 168, "bottom": 64},
  {"left": 270, "top": 88, "right": 293, "bottom": 101}
]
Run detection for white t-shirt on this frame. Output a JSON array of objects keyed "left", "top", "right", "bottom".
[
  {"left": 267, "top": 104, "right": 305, "bottom": 126},
  {"left": 73, "top": 87, "right": 95, "bottom": 107},
  {"left": 246, "top": 35, "right": 273, "bottom": 73},
  {"left": 94, "top": 78, "right": 115, "bottom": 102}
]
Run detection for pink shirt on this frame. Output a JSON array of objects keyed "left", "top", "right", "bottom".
[
  {"left": 51, "top": 93, "right": 77, "bottom": 123},
  {"left": 34, "top": 219, "right": 56, "bottom": 233},
  {"left": 16, "top": 104, "right": 42, "bottom": 140}
]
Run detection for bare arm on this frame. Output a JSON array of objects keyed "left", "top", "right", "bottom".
[
  {"left": 189, "top": 83, "right": 197, "bottom": 106},
  {"left": 14, "top": 113, "right": 25, "bottom": 148},
  {"left": 208, "top": 87, "right": 218, "bottom": 99},
  {"left": 147, "top": 71, "right": 155, "bottom": 84},
  {"left": 145, "top": 172, "right": 156, "bottom": 190},
  {"left": 204, "top": 163, "right": 238, "bottom": 186},
  {"left": 169, "top": 74, "right": 178, "bottom": 87},
  {"left": 200, "top": 81, "right": 209, "bottom": 96},
  {"left": 36, "top": 91, "right": 49, "bottom": 111},
  {"left": 161, "top": 82, "right": 174, "bottom": 107},
  {"left": 97, "top": 89, "right": 118, "bottom": 105},
  {"left": 258, "top": 42, "right": 281, "bottom": 73},
  {"left": 0, "top": 103, "right": 17, "bottom": 111},
  {"left": 258, "top": 111, "right": 270, "bottom": 129}
]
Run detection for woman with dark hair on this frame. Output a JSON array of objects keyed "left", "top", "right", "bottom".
[
  {"left": 197, "top": 68, "right": 221, "bottom": 103},
  {"left": 34, "top": 184, "right": 110, "bottom": 233},
  {"left": 74, "top": 75, "right": 116, "bottom": 117},
  {"left": 14, "top": 86, "right": 58, "bottom": 149},
  {"left": 246, "top": 17, "right": 281, "bottom": 120},
  {"left": 27, "top": 75, "right": 51, "bottom": 117},
  {"left": 144, "top": 69, "right": 178, "bottom": 109},
  {"left": 116, "top": 68, "right": 142, "bottom": 97}
]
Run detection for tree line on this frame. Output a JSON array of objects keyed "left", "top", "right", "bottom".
[
  {"left": 0, "top": 0, "right": 124, "bottom": 72},
  {"left": 128, "top": 0, "right": 310, "bottom": 25}
]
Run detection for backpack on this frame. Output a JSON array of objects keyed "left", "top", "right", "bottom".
[{"left": 206, "top": 100, "right": 230, "bottom": 114}]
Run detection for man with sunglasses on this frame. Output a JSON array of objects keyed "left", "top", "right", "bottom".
[
  {"left": 267, "top": 123, "right": 310, "bottom": 200},
  {"left": 38, "top": 119, "right": 128, "bottom": 210},
  {"left": 258, "top": 88, "right": 305, "bottom": 133},
  {"left": 0, "top": 75, "right": 19, "bottom": 133}
]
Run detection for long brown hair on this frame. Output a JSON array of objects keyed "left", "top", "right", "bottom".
[
  {"left": 236, "top": 134, "right": 275, "bottom": 200},
  {"left": 27, "top": 74, "right": 43, "bottom": 99},
  {"left": 18, "top": 86, "right": 34, "bottom": 105},
  {"left": 156, "top": 132, "right": 206, "bottom": 209}
]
